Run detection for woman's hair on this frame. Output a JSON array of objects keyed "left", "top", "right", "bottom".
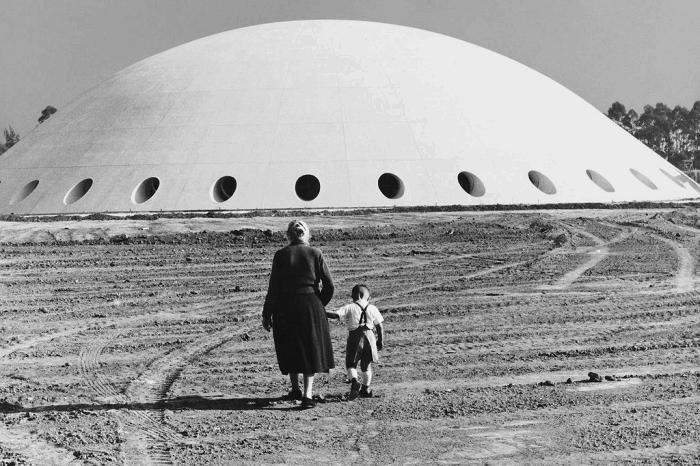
[{"left": 286, "top": 220, "right": 310, "bottom": 244}]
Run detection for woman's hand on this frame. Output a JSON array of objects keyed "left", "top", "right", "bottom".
[{"left": 262, "top": 316, "right": 272, "bottom": 332}]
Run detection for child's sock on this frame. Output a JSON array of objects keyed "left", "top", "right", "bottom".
[{"left": 361, "top": 366, "right": 373, "bottom": 386}]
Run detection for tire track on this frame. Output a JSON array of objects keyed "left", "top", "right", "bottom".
[
  {"left": 647, "top": 233, "right": 695, "bottom": 292},
  {"left": 375, "top": 260, "right": 528, "bottom": 303},
  {"left": 120, "top": 329, "right": 247, "bottom": 464},
  {"left": 78, "top": 294, "right": 260, "bottom": 465},
  {"left": 339, "top": 244, "right": 540, "bottom": 283},
  {"left": 76, "top": 301, "right": 240, "bottom": 464},
  {"left": 0, "top": 320, "right": 109, "bottom": 463},
  {"left": 118, "top": 315, "right": 258, "bottom": 464},
  {"left": 543, "top": 227, "right": 634, "bottom": 290}
]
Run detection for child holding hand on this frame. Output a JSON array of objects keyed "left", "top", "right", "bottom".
[{"left": 326, "top": 284, "right": 384, "bottom": 399}]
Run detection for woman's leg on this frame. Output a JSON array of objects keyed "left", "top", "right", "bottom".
[
  {"left": 289, "top": 373, "right": 300, "bottom": 391},
  {"left": 303, "top": 373, "right": 315, "bottom": 399}
]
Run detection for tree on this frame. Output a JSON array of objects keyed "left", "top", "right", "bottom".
[
  {"left": 606, "top": 102, "right": 637, "bottom": 131},
  {"left": 3, "top": 126, "right": 19, "bottom": 149},
  {"left": 635, "top": 104, "right": 671, "bottom": 158},
  {"left": 688, "top": 101, "right": 700, "bottom": 165},
  {"left": 607, "top": 101, "right": 627, "bottom": 124},
  {"left": 0, "top": 126, "right": 20, "bottom": 156}
]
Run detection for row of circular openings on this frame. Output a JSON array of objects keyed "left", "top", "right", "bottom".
[
  {"left": 525, "top": 168, "right": 700, "bottom": 196},
  {"left": 461, "top": 167, "right": 700, "bottom": 196},
  {"left": 120, "top": 168, "right": 700, "bottom": 201},
  {"left": 459, "top": 168, "right": 659, "bottom": 197},
  {"left": 164, "top": 167, "right": 700, "bottom": 201},
  {"left": 6, "top": 173, "right": 405, "bottom": 206},
  {"left": 8, "top": 166, "right": 700, "bottom": 207}
]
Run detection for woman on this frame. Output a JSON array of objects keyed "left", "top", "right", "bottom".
[{"left": 262, "top": 220, "right": 334, "bottom": 409}]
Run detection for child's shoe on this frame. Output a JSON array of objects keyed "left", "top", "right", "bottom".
[
  {"left": 360, "top": 385, "right": 374, "bottom": 398},
  {"left": 349, "top": 378, "right": 361, "bottom": 400}
]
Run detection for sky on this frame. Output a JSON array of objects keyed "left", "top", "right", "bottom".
[{"left": 1, "top": 0, "right": 699, "bottom": 136}]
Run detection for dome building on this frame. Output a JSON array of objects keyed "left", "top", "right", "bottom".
[{"left": 1, "top": 20, "right": 698, "bottom": 214}]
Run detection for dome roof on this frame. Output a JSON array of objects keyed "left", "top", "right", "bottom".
[{"left": 2, "top": 20, "right": 699, "bottom": 214}]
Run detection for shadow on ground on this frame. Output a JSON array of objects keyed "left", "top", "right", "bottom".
[{"left": 0, "top": 393, "right": 349, "bottom": 414}]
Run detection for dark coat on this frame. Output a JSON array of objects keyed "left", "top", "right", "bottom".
[{"left": 263, "top": 243, "right": 335, "bottom": 374}]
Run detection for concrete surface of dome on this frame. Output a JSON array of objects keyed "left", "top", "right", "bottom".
[{"left": 1, "top": 20, "right": 699, "bottom": 214}]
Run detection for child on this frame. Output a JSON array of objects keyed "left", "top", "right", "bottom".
[{"left": 326, "top": 284, "right": 384, "bottom": 399}]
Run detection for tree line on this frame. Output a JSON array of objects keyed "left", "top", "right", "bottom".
[{"left": 607, "top": 101, "right": 700, "bottom": 171}]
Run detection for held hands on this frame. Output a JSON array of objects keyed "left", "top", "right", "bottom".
[{"left": 262, "top": 316, "right": 272, "bottom": 332}]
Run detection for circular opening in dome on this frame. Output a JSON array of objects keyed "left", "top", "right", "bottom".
[
  {"left": 378, "top": 173, "right": 405, "bottom": 199},
  {"left": 527, "top": 170, "right": 556, "bottom": 195},
  {"left": 10, "top": 180, "right": 39, "bottom": 205},
  {"left": 659, "top": 168, "right": 685, "bottom": 188},
  {"left": 457, "top": 171, "right": 485, "bottom": 197},
  {"left": 295, "top": 174, "right": 321, "bottom": 201},
  {"left": 64, "top": 178, "right": 93, "bottom": 205},
  {"left": 211, "top": 176, "right": 237, "bottom": 203},
  {"left": 132, "top": 177, "right": 160, "bottom": 204},
  {"left": 629, "top": 168, "right": 657, "bottom": 190},
  {"left": 585, "top": 169, "right": 615, "bottom": 193}
]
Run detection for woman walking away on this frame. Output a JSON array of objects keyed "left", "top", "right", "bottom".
[{"left": 262, "top": 220, "right": 335, "bottom": 409}]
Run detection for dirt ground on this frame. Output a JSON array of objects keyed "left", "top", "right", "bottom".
[{"left": 0, "top": 208, "right": 698, "bottom": 465}]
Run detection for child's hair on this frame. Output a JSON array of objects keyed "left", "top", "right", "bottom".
[{"left": 351, "top": 284, "right": 370, "bottom": 300}]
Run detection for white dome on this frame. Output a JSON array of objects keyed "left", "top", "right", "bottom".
[{"left": 2, "top": 20, "right": 699, "bottom": 214}]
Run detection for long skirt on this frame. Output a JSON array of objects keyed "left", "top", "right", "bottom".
[{"left": 272, "top": 293, "right": 334, "bottom": 375}]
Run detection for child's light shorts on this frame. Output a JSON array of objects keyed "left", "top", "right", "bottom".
[{"left": 345, "top": 327, "right": 378, "bottom": 372}]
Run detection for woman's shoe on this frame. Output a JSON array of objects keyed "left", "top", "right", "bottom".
[
  {"left": 285, "top": 388, "right": 302, "bottom": 401},
  {"left": 348, "top": 378, "right": 362, "bottom": 400},
  {"left": 359, "top": 386, "right": 374, "bottom": 398},
  {"left": 300, "top": 397, "right": 316, "bottom": 409}
]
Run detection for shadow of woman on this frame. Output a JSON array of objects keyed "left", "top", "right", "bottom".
[{"left": 0, "top": 393, "right": 349, "bottom": 414}]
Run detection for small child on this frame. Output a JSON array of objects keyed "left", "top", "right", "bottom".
[{"left": 326, "top": 284, "right": 384, "bottom": 399}]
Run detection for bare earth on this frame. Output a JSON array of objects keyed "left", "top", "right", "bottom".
[{"left": 0, "top": 209, "right": 698, "bottom": 465}]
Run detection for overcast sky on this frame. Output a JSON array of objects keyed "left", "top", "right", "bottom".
[{"left": 1, "top": 0, "right": 699, "bottom": 135}]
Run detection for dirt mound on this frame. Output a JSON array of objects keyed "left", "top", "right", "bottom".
[
  {"left": 529, "top": 217, "right": 570, "bottom": 247},
  {"left": 661, "top": 208, "right": 700, "bottom": 228}
]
